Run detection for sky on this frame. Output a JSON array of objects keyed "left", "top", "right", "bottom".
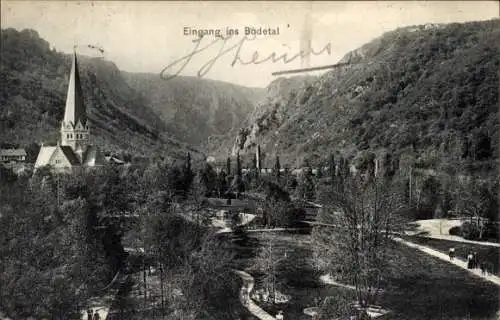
[{"left": 2, "top": 1, "right": 498, "bottom": 88}]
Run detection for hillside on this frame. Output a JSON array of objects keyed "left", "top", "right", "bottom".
[
  {"left": 122, "top": 72, "right": 265, "bottom": 151},
  {"left": 230, "top": 19, "right": 499, "bottom": 169},
  {"left": 0, "top": 28, "right": 200, "bottom": 161}
]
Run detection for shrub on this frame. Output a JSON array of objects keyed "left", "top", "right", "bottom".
[
  {"left": 461, "top": 222, "right": 480, "bottom": 240},
  {"left": 483, "top": 222, "right": 499, "bottom": 241}
]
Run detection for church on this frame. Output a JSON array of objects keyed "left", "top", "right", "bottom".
[{"left": 34, "top": 52, "right": 107, "bottom": 173}]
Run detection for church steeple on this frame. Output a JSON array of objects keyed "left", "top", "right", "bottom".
[
  {"left": 63, "top": 52, "right": 86, "bottom": 126},
  {"left": 61, "top": 51, "right": 90, "bottom": 151}
]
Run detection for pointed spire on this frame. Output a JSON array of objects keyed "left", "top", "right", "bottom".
[{"left": 63, "top": 51, "right": 86, "bottom": 126}]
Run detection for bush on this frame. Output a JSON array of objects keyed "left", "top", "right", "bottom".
[
  {"left": 461, "top": 222, "right": 480, "bottom": 240},
  {"left": 483, "top": 222, "right": 499, "bottom": 241}
]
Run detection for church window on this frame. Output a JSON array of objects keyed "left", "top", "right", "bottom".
[
  {"left": 67, "top": 134, "right": 70, "bottom": 139},
  {"left": 55, "top": 159, "right": 61, "bottom": 164}
]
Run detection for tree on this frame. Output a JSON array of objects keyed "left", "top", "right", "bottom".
[
  {"left": 295, "top": 167, "right": 315, "bottom": 201},
  {"left": 264, "top": 180, "right": 291, "bottom": 203},
  {"left": 274, "top": 155, "right": 281, "bottom": 182},
  {"left": 0, "top": 178, "right": 91, "bottom": 319},
  {"left": 198, "top": 162, "right": 218, "bottom": 197},
  {"left": 453, "top": 176, "right": 496, "bottom": 239},
  {"left": 327, "top": 153, "right": 336, "bottom": 180},
  {"left": 232, "top": 152, "right": 244, "bottom": 196},
  {"left": 249, "top": 234, "right": 287, "bottom": 304},
  {"left": 217, "top": 170, "right": 228, "bottom": 198},
  {"left": 182, "top": 152, "right": 195, "bottom": 197},
  {"left": 236, "top": 152, "right": 242, "bottom": 177},
  {"left": 226, "top": 156, "right": 231, "bottom": 177},
  {"left": 313, "top": 176, "right": 406, "bottom": 317},
  {"left": 316, "top": 166, "right": 324, "bottom": 179},
  {"left": 142, "top": 211, "right": 237, "bottom": 319},
  {"left": 264, "top": 199, "right": 303, "bottom": 228},
  {"left": 252, "top": 153, "right": 257, "bottom": 171}
]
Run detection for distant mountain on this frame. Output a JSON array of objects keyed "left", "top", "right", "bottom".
[
  {"left": 0, "top": 28, "right": 200, "bottom": 161},
  {"left": 121, "top": 72, "right": 265, "bottom": 152},
  {"left": 230, "top": 19, "right": 499, "bottom": 170}
]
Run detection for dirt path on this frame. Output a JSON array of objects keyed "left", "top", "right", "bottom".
[
  {"left": 393, "top": 237, "right": 500, "bottom": 286},
  {"left": 414, "top": 234, "right": 500, "bottom": 247},
  {"left": 408, "top": 219, "right": 500, "bottom": 248},
  {"left": 234, "top": 270, "right": 276, "bottom": 320}
]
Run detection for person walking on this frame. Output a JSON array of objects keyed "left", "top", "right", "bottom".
[
  {"left": 448, "top": 248, "right": 455, "bottom": 261},
  {"left": 276, "top": 310, "right": 284, "bottom": 320},
  {"left": 242, "top": 284, "right": 249, "bottom": 305},
  {"left": 467, "top": 252, "right": 474, "bottom": 269},
  {"left": 480, "top": 261, "right": 487, "bottom": 276},
  {"left": 93, "top": 310, "right": 101, "bottom": 320},
  {"left": 87, "top": 309, "right": 93, "bottom": 320},
  {"left": 472, "top": 252, "right": 478, "bottom": 269}
]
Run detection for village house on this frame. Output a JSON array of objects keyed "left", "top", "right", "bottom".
[{"left": 0, "top": 149, "right": 27, "bottom": 163}]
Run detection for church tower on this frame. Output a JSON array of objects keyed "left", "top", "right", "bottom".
[
  {"left": 60, "top": 52, "right": 90, "bottom": 156},
  {"left": 35, "top": 50, "right": 107, "bottom": 172}
]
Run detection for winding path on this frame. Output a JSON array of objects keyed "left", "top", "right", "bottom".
[
  {"left": 234, "top": 270, "right": 276, "bottom": 320},
  {"left": 393, "top": 237, "right": 500, "bottom": 286}
]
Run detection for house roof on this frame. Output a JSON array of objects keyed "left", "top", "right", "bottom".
[
  {"left": 34, "top": 146, "right": 57, "bottom": 168},
  {"left": 0, "top": 149, "right": 27, "bottom": 157}
]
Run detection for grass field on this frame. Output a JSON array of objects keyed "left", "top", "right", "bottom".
[
  {"left": 240, "top": 231, "right": 499, "bottom": 320},
  {"left": 403, "top": 235, "right": 500, "bottom": 276}
]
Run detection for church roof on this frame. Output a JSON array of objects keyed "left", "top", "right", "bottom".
[
  {"left": 82, "top": 145, "right": 107, "bottom": 166},
  {"left": 60, "top": 145, "right": 81, "bottom": 165},
  {"left": 63, "top": 52, "right": 87, "bottom": 127},
  {"left": 34, "top": 144, "right": 108, "bottom": 169},
  {"left": 34, "top": 146, "right": 57, "bottom": 168}
]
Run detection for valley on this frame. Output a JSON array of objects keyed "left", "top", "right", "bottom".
[{"left": 0, "top": 12, "right": 499, "bottom": 320}]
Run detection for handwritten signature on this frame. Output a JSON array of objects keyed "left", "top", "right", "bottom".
[{"left": 160, "top": 35, "right": 331, "bottom": 80}]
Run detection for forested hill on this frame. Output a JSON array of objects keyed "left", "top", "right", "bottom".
[
  {"left": 231, "top": 19, "right": 499, "bottom": 171},
  {"left": 121, "top": 72, "right": 265, "bottom": 151},
  {"left": 0, "top": 28, "right": 200, "bottom": 161}
]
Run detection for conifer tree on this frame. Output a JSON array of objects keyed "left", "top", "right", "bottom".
[
  {"left": 316, "top": 166, "right": 323, "bottom": 179},
  {"left": 252, "top": 153, "right": 259, "bottom": 179},
  {"left": 233, "top": 152, "right": 244, "bottom": 195},
  {"left": 328, "top": 153, "right": 336, "bottom": 180},
  {"left": 182, "top": 152, "right": 194, "bottom": 197},
  {"left": 236, "top": 152, "right": 242, "bottom": 177},
  {"left": 274, "top": 155, "right": 281, "bottom": 181},
  {"left": 226, "top": 156, "right": 231, "bottom": 177}
]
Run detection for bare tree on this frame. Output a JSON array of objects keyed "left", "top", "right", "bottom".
[
  {"left": 249, "top": 234, "right": 287, "bottom": 304},
  {"left": 313, "top": 176, "right": 406, "bottom": 318}
]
